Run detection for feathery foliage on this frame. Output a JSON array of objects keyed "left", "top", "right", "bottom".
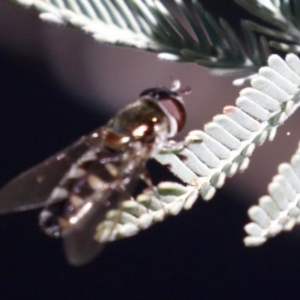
[
  {"left": 95, "top": 53, "right": 300, "bottom": 242},
  {"left": 9, "top": 0, "right": 272, "bottom": 70},
  {"left": 244, "top": 140, "right": 300, "bottom": 246},
  {"left": 236, "top": 0, "right": 300, "bottom": 54}
]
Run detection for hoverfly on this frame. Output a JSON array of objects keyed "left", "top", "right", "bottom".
[{"left": 0, "top": 81, "right": 187, "bottom": 266}]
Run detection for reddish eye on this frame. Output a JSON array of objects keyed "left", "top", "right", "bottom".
[
  {"left": 158, "top": 97, "right": 186, "bottom": 132},
  {"left": 140, "top": 87, "right": 186, "bottom": 134}
]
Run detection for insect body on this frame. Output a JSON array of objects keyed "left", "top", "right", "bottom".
[{"left": 0, "top": 84, "right": 187, "bottom": 265}]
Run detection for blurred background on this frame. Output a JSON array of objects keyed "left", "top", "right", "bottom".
[{"left": 0, "top": 0, "right": 300, "bottom": 299}]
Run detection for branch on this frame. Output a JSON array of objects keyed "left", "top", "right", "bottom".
[
  {"left": 9, "top": 0, "right": 268, "bottom": 70},
  {"left": 94, "top": 53, "right": 300, "bottom": 243},
  {"left": 235, "top": 0, "right": 300, "bottom": 53},
  {"left": 244, "top": 142, "right": 300, "bottom": 246}
]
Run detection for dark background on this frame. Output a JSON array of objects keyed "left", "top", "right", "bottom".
[{"left": 0, "top": 1, "right": 300, "bottom": 299}]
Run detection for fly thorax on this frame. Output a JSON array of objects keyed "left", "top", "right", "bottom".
[{"left": 109, "top": 100, "right": 167, "bottom": 137}]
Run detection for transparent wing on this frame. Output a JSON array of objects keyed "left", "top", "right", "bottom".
[
  {"left": 62, "top": 133, "right": 148, "bottom": 265},
  {"left": 0, "top": 136, "right": 93, "bottom": 214},
  {"left": 63, "top": 189, "right": 125, "bottom": 266}
]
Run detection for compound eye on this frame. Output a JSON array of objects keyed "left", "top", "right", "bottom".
[
  {"left": 159, "top": 96, "right": 186, "bottom": 133},
  {"left": 140, "top": 86, "right": 187, "bottom": 135}
]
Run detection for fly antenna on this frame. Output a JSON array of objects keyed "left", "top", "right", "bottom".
[{"left": 170, "top": 78, "right": 192, "bottom": 95}]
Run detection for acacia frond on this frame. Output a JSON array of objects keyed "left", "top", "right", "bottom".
[
  {"left": 94, "top": 53, "right": 300, "bottom": 243},
  {"left": 244, "top": 141, "right": 300, "bottom": 246},
  {"left": 9, "top": 0, "right": 268, "bottom": 70},
  {"left": 236, "top": 0, "right": 300, "bottom": 54}
]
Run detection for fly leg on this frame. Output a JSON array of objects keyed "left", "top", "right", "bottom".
[
  {"left": 160, "top": 141, "right": 185, "bottom": 154},
  {"left": 160, "top": 136, "right": 203, "bottom": 154},
  {"left": 97, "top": 170, "right": 152, "bottom": 242},
  {"left": 139, "top": 171, "right": 154, "bottom": 190},
  {"left": 139, "top": 170, "right": 167, "bottom": 214}
]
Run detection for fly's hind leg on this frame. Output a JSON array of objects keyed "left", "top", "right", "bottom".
[
  {"left": 138, "top": 170, "right": 167, "bottom": 214},
  {"left": 139, "top": 171, "right": 155, "bottom": 191},
  {"left": 96, "top": 189, "right": 132, "bottom": 243}
]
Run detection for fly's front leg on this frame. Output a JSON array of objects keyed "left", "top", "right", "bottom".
[
  {"left": 160, "top": 141, "right": 185, "bottom": 154},
  {"left": 160, "top": 136, "right": 203, "bottom": 154}
]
